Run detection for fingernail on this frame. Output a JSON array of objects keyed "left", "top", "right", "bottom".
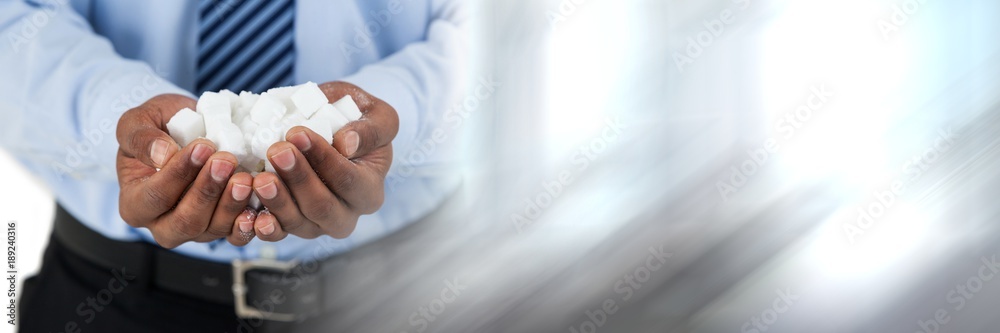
[
  {"left": 270, "top": 148, "right": 295, "bottom": 171},
  {"left": 191, "top": 143, "right": 214, "bottom": 166},
  {"left": 238, "top": 209, "right": 257, "bottom": 241},
  {"left": 344, "top": 131, "right": 359, "bottom": 157},
  {"left": 255, "top": 181, "right": 278, "bottom": 200},
  {"left": 259, "top": 222, "right": 275, "bottom": 236},
  {"left": 151, "top": 139, "right": 170, "bottom": 167},
  {"left": 232, "top": 183, "right": 251, "bottom": 201},
  {"left": 210, "top": 160, "right": 234, "bottom": 182},
  {"left": 239, "top": 217, "right": 254, "bottom": 233},
  {"left": 288, "top": 130, "right": 312, "bottom": 152},
  {"left": 258, "top": 217, "right": 275, "bottom": 236},
  {"left": 240, "top": 221, "right": 253, "bottom": 232}
]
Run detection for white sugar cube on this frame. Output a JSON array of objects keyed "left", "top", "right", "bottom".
[
  {"left": 249, "top": 193, "right": 262, "bottom": 210},
  {"left": 233, "top": 101, "right": 254, "bottom": 122},
  {"left": 220, "top": 89, "right": 240, "bottom": 109},
  {"left": 312, "top": 104, "right": 350, "bottom": 133},
  {"left": 249, "top": 93, "right": 286, "bottom": 124},
  {"left": 332, "top": 95, "right": 362, "bottom": 121},
  {"left": 243, "top": 131, "right": 255, "bottom": 150},
  {"left": 207, "top": 123, "right": 247, "bottom": 162},
  {"left": 202, "top": 113, "right": 232, "bottom": 141},
  {"left": 200, "top": 104, "right": 232, "bottom": 136},
  {"left": 266, "top": 86, "right": 298, "bottom": 111},
  {"left": 264, "top": 158, "right": 275, "bottom": 173},
  {"left": 248, "top": 171, "right": 262, "bottom": 208},
  {"left": 239, "top": 91, "right": 259, "bottom": 107},
  {"left": 256, "top": 120, "right": 288, "bottom": 145},
  {"left": 166, "top": 108, "right": 205, "bottom": 147},
  {"left": 235, "top": 91, "right": 258, "bottom": 120},
  {"left": 281, "top": 111, "right": 307, "bottom": 125},
  {"left": 175, "top": 83, "right": 356, "bottom": 186},
  {"left": 251, "top": 129, "right": 278, "bottom": 160},
  {"left": 238, "top": 117, "right": 259, "bottom": 135},
  {"left": 278, "top": 112, "right": 307, "bottom": 138},
  {"left": 290, "top": 81, "right": 328, "bottom": 118},
  {"left": 197, "top": 91, "right": 232, "bottom": 117},
  {"left": 267, "top": 86, "right": 297, "bottom": 98},
  {"left": 302, "top": 117, "right": 333, "bottom": 145}
]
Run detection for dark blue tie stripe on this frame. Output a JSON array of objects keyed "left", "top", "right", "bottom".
[
  {"left": 198, "top": 0, "right": 270, "bottom": 64},
  {"left": 199, "top": 0, "right": 219, "bottom": 19},
  {"left": 198, "top": 4, "right": 294, "bottom": 93},
  {"left": 198, "top": 1, "right": 290, "bottom": 83},
  {"left": 200, "top": 1, "right": 259, "bottom": 47},
  {"left": 198, "top": 0, "right": 250, "bottom": 41},
  {"left": 197, "top": 0, "right": 294, "bottom": 94},
  {"left": 225, "top": 34, "right": 295, "bottom": 93},
  {"left": 250, "top": 47, "right": 295, "bottom": 93},
  {"left": 199, "top": 0, "right": 238, "bottom": 32}
]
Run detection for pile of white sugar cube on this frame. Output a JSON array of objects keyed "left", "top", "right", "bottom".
[{"left": 166, "top": 81, "right": 361, "bottom": 173}]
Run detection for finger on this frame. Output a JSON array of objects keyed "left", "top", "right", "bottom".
[
  {"left": 226, "top": 208, "right": 257, "bottom": 247},
  {"left": 118, "top": 140, "right": 216, "bottom": 226},
  {"left": 253, "top": 209, "right": 288, "bottom": 242},
  {"left": 252, "top": 172, "right": 323, "bottom": 240},
  {"left": 332, "top": 102, "right": 398, "bottom": 159},
  {"left": 286, "top": 128, "right": 385, "bottom": 214},
  {"left": 150, "top": 152, "right": 236, "bottom": 248},
  {"left": 267, "top": 138, "right": 341, "bottom": 237},
  {"left": 320, "top": 82, "right": 399, "bottom": 159},
  {"left": 194, "top": 172, "right": 254, "bottom": 242},
  {"left": 116, "top": 95, "right": 195, "bottom": 168}
]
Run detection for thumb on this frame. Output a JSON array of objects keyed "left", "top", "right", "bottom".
[
  {"left": 332, "top": 99, "right": 399, "bottom": 159},
  {"left": 116, "top": 94, "right": 194, "bottom": 168}
]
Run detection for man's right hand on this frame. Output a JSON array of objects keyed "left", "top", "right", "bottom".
[{"left": 115, "top": 94, "right": 257, "bottom": 248}]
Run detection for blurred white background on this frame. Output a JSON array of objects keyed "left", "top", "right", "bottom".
[{"left": 0, "top": 150, "right": 52, "bottom": 333}]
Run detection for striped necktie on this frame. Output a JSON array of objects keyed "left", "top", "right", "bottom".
[{"left": 197, "top": 0, "right": 295, "bottom": 94}]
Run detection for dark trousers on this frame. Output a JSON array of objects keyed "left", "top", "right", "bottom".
[
  {"left": 18, "top": 234, "right": 240, "bottom": 333},
  {"left": 17, "top": 234, "right": 331, "bottom": 333},
  {"left": 17, "top": 193, "right": 458, "bottom": 333}
]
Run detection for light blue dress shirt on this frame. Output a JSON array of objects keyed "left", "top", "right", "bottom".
[{"left": 0, "top": 0, "right": 466, "bottom": 262}]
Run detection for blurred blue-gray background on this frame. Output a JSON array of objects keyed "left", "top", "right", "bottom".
[{"left": 5, "top": 0, "right": 1000, "bottom": 332}]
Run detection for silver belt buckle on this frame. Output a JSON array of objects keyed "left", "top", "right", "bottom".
[{"left": 231, "top": 259, "right": 300, "bottom": 322}]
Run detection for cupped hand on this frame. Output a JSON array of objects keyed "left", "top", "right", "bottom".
[
  {"left": 251, "top": 82, "right": 399, "bottom": 241},
  {"left": 116, "top": 94, "right": 258, "bottom": 248}
]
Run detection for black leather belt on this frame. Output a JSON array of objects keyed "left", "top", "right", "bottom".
[{"left": 52, "top": 205, "right": 338, "bottom": 322}]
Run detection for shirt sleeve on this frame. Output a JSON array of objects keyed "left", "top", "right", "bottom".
[
  {"left": 340, "top": 0, "right": 468, "bottom": 165},
  {"left": 0, "top": 0, "right": 192, "bottom": 183}
]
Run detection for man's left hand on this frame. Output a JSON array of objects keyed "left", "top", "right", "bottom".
[{"left": 251, "top": 81, "right": 399, "bottom": 241}]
